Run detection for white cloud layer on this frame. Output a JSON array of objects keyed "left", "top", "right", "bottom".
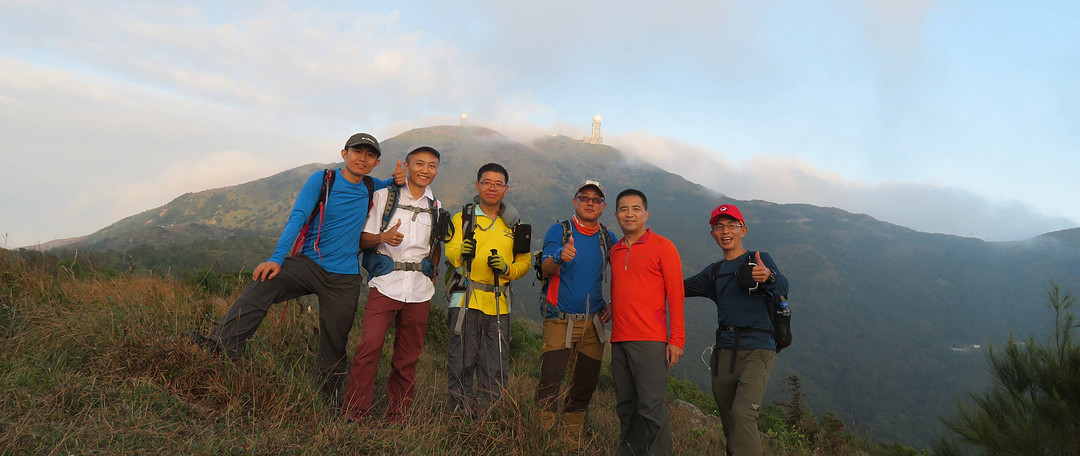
[{"left": 609, "top": 131, "right": 1075, "bottom": 241}]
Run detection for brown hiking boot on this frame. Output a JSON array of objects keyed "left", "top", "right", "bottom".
[
  {"left": 538, "top": 410, "right": 558, "bottom": 432},
  {"left": 559, "top": 411, "right": 585, "bottom": 451}
]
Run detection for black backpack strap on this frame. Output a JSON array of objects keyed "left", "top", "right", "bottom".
[
  {"left": 305, "top": 169, "right": 335, "bottom": 227},
  {"left": 461, "top": 203, "right": 476, "bottom": 241},
  {"left": 427, "top": 196, "right": 441, "bottom": 248},
  {"left": 597, "top": 223, "right": 612, "bottom": 263},
  {"left": 362, "top": 175, "right": 375, "bottom": 212},
  {"left": 597, "top": 222, "right": 612, "bottom": 285}
]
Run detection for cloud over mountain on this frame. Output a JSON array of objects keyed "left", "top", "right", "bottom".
[{"left": 610, "top": 131, "right": 1075, "bottom": 241}]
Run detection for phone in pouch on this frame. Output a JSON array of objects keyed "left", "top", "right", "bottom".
[
  {"left": 513, "top": 224, "right": 532, "bottom": 255},
  {"left": 738, "top": 261, "right": 759, "bottom": 292}
]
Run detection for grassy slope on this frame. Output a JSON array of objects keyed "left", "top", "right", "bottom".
[
  {"left": 0, "top": 250, "right": 716, "bottom": 455},
  {"left": 0, "top": 250, "right": 929, "bottom": 455}
]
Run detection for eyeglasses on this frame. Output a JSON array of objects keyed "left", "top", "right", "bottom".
[
  {"left": 479, "top": 180, "right": 507, "bottom": 190},
  {"left": 712, "top": 223, "right": 745, "bottom": 232},
  {"left": 574, "top": 195, "right": 605, "bottom": 205}
]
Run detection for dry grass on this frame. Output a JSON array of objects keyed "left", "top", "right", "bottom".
[{"left": 0, "top": 251, "right": 735, "bottom": 455}]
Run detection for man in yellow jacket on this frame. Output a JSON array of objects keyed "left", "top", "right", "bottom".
[{"left": 444, "top": 162, "right": 531, "bottom": 415}]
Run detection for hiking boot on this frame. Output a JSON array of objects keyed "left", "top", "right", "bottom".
[
  {"left": 384, "top": 411, "right": 408, "bottom": 426},
  {"left": 559, "top": 411, "right": 586, "bottom": 452},
  {"left": 538, "top": 410, "right": 558, "bottom": 432},
  {"left": 342, "top": 407, "right": 366, "bottom": 424},
  {"left": 319, "top": 371, "right": 347, "bottom": 404},
  {"left": 184, "top": 330, "right": 222, "bottom": 355}
]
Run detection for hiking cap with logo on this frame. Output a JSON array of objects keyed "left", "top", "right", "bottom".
[
  {"left": 709, "top": 204, "right": 745, "bottom": 225},
  {"left": 575, "top": 179, "right": 605, "bottom": 199},
  {"left": 344, "top": 133, "right": 381, "bottom": 157}
]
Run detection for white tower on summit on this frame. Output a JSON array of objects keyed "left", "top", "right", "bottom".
[
  {"left": 583, "top": 114, "right": 603, "bottom": 144},
  {"left": 460, "top": 113, "right": 469, "bottom": 126}
]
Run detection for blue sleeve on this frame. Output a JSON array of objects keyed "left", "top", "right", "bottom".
[
  {"left": 759, "top": 251, "right": 790, "bottom": 297},
  {"left": 541, "top": 223, "right": 565, "bottom": 262},
  {"left": 268, "top": 172, "right": 324, "bottom": 264},
  {"left": 683, "top": 263, "right": 717, "bottom": 300},
  {"left": 372, "top": 176, "right": 392, "bottom": 191}
]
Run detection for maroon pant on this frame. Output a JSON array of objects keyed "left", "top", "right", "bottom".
[{"left": 343, "top": 288, "right": 430, "bottom": 420}]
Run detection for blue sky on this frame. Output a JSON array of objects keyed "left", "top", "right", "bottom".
[{"left": 1, "top": 1, "right": 1077, "bottom": 248}]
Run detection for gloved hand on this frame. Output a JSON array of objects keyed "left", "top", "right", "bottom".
[
  {"left": 460, "top": 238, "right": 477, "bottom": 262},
  {"left": 487, "top": 253, "right": 509, "bottom": 275}
]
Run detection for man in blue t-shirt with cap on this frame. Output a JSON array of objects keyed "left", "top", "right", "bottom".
[
  {"left": 187, "top": 132, "right": 404, "bottom": 398},
  {"left": 535, "top": 179, "right": 616, "bottom": 450}
]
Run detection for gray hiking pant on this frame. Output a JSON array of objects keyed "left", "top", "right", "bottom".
[
  {"left": 611, "top": 340, "right": 673, "bottom": 456},
  {"left": 211, "top": 254, "right": 364, "bottom": 374},
  {"left": 447, "top": 308, "right": 510, "bottom": 413}
]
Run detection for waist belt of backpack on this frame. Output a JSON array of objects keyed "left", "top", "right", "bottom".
[
  {"left": 393, "top": 261, "right": 423, "bottom": 272},
  {"left": 556, "top": 311, "right": 608, "bottom": 349},
  {"left": 719, "top": 325, "right": 771, "bottom": 374},
  {"left": 453, "top": 281, "right": 513, "bottom": 335},
  {"left": 470, "top": 282, "right": 510, "bottom": 294}
]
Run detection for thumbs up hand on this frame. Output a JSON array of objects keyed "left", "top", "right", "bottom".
[
  {"left": 751, "top": 251, "right": 772, "bottom": 283},
  {"left": 392, "top": 160, "right": 407, "bottom": 186},
  {"left": 560, "top": 235, "right": 577, "bottom": 264},
  {"left": 382, "top": 219, "right": 404, "bottom": 246}
]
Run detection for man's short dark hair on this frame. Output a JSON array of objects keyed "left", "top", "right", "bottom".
[
  {"left": 406, "top": 146, "right": 440, "bottom": 163},
  {"left": 476, "top": 162, "right": 509, "bottom": 184},
  {"left": 616, "top": 188, "right": 648, "bottom": 210}
]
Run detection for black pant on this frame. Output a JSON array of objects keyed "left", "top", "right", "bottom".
[
  {"left": 211, "top": 254, "right": 364, "bottom": 373},
  {"left": 447, "top": 308, "right": 510, "bottom": 413},
  {"left": 611, "top": 341, "right": 673, "bottom": 456}
]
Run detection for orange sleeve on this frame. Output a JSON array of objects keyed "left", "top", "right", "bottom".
[{"left": 661, "top": 238, "right": 686, "bottom": 348}]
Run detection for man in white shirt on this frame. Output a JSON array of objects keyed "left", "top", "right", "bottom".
[{"left": 342, "top": 146, "right": 444, "bottom": 423}]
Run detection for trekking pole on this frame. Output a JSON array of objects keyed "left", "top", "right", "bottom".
[
  {"left": 490, "top": 248, "right": 505, "bottom": 388},
  {"left": 460, "top": 231, "right": 475, "bottom": 411},
  {"left": 562, "top": 294, "right": 589, "bottom": 403}
]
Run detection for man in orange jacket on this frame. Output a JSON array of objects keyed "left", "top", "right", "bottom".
[{"left": 608, "top": 188, "right": 685, "bottom": 456}]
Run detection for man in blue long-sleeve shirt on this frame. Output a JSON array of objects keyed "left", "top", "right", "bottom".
[
  {"left": 683, "top": 203, "right": 789, "bottom": 456},
  {"left": 187, "top": 132, "right": 402, "bottom": 397}
]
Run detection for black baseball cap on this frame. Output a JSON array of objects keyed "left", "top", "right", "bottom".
[{"left": 344, "top": 133, "right": 381, "bottom": 157}]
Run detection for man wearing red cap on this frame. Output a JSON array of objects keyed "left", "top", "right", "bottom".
[{"left": 683, "top": 203, "right": 789, "bottom": 456}]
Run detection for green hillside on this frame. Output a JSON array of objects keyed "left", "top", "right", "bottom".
[{"left": 49, "top": 125, "right": 1080, "bottom": 447}]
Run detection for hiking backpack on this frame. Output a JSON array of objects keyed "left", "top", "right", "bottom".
[
  {"left": 441, "top": 202, "right": 529, "bottom": 296},
  {"left": 289, "top": 170, "right": 375, "bottom": 259},
  {"left": 360, "top": 184, "right": 451, "bottom": 278},
  {"left": 532, "top": 220, "right": 613, "bottom": 287}
]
